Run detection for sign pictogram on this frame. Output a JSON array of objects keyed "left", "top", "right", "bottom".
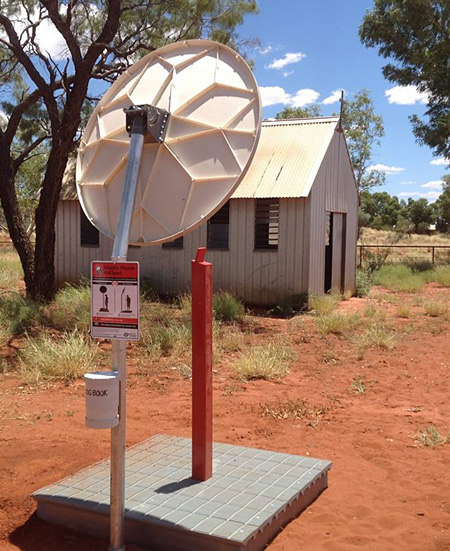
[{"left": 91, "top": 261, "right": 140, "bottom": 340}]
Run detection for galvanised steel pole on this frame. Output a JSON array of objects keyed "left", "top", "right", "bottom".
[{"left": 109, "top": 108, "right": 147, "bottom": 551}]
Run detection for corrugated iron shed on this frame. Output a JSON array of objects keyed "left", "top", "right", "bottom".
[{"left": 231, "top": 117, "right": 340, "bottom": 199}]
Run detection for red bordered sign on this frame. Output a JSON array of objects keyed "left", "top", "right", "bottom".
[{"left": 91, "top": 261, "right": 140, "bottom": 340}]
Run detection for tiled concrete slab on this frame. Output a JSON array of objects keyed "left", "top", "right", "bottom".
[{"left": 33, "top": 435, "right": 331, "bottom": 551}]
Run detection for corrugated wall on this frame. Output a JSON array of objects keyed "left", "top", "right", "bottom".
[
  {"left": 55, "top": 201, "right": 113, "bottom": 286},
  {"left": 55, "top": 198, "right": 310, "bottom": 305},
  {"left": 306, "top": 131, "right": 358, "bottom": 295}
]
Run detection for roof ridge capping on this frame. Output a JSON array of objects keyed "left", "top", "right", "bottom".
[{"left": 262, "top": 116, "right": 340, "bottom": 127}]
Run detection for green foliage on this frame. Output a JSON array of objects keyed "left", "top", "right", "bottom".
[
  {"left": 213, "top": 291, "right": 245, "bottom": 321},
  {"left": 140, "top": 277, "right": 158, "bottom": 301},
  {"left": 341, "top": 89, "right": 385, "bottom": 192},
  {"left": 355, "top": 268, "right": 373, "bottom": 297},
  {"left": 315, "top": 313, "right": 361, "bottom": 337},
  {"left": 413, "top": 425, "right": 450, "bottom": 447},
  {"left": 422, "top": 300, "right": 448, "bottom": 318},
  {"left": 351, "top": 376, "right": 366, "bottom": 394},
  {"left": 432, "top": 266, "right": 450, "bottom": 287},
  {"left": 360, "top": 0, "right": 450, "bottom": 160},
  {"left": 404, "top": 198, "right": 435, "bottom": 233},
  {"left": 0, "top": 293, "right": 43, "bottom": 334},
  {"left": 275, "top": 105, "right": 321, "bottom": 119},
  {"left": 269, "top": 294, "right": 308, "bottom": 318},
  {"left": 234, "top": 340, "right": 292, "bottom": 381},
  {"left": 373, "top": 264, "right": 427, "bottom": 292},
  {"left": 18, "top": 331, "right": 99, "bottom": 383},
  {"left": 360, "top": 191, "right": 403, "bottom": 229},
  {"left": 308, "top": 293, "right": 342, "bottom": 315},
  {"left": 46, "top": 283, "right": 90, "bottom": 332}
]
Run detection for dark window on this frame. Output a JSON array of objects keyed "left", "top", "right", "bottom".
[
  {"left": 254, "top": 199, "right": 279, "bottom": 250},
  {"left": 80, "top": 207, "right": 99, "bottom": 247},
  {"left": 207, "top": 201, "right": 229, "bottom": 250},
  {"left": 162, "top": 236, "right": 184, "bottom": 249}
]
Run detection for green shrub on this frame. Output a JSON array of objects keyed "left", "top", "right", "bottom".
[
  {"left": 270, "top": 293, "right": 308, "bottom": 318},
  {"left": 315, "top": 313, "right": 361, "bottom": 337},
  {"left": 0, "top": 293, "right": 43, "bottom": 334},
  {"left": 213, "top": 291, "right": 244, "bottom": 321},
  {"left": 373, "top": 264, "right": 425, "bottom": 292},
  {"left": 423, "top": 300, "right": 448, "bottom": 318},
  {"left": 308, "top": 293, "right": 342, "bottom": 315},
  {"left": 140, "top": 277, "right": 158, "bottom": 301},
  {"left": 432, "top": 266, "right": 450, "bottom": 287},
  {"left": 19, "top": 330, "right": 99, "bottom": 383},
  {"left": 355, "top": 268, "right": 373, "bottom": 297},
  {"left": 139, "top": 321, "right": 191, "bottom": 360},
  {"left": 234, "top": 340, "right": 292, "bottom": 381},
  {"left": 46, "top": 283, "right": 90, "bottom": 332}
]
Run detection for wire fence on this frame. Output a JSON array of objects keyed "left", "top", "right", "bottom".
[{"left": 358, "top": 244, "right": 450, "bottom": 268}]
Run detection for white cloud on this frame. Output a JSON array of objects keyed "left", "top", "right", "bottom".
[
  {"left": 283, "top": 71, "right": 294, "bottom": 78},
  {"left": 259, "top": 86, "right": 320, "bottom": 108},
  {"left": 257, "top": 44, "right": 273, "bottom": 55},
  {"left": 323, "top": 89, "right": 344, "bottom": 105},
  {"left": 422, "top": 180, "right": 444, "bottom": 189},
  {"left": 385, "top": 85, "right": 428, "bottom": 105},
  {"left": 399, "top": 180, "right": 417, "bottom": 186},
  {"left": 430, "top": 157, "right": 449, "bottom": 166},
  {"left": 367, "top": 163, "right": 405, "bottom": 175},
  {"left": 266, "top": 52, "right": 306, "bottom": 70},
  {"left": 259, "top": 86, "right": 291, "bottom": 107}
]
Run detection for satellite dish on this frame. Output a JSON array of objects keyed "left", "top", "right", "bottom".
[{"left": 76, "top": 39, "right": 261, "bottom": 245}]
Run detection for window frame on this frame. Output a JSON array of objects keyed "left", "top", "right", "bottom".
[
  {"left": 207, "top": 201, "right": 230, "bottom": 250},
  {"left": 80, "top": 206, "right": 100, "bottom": 248},
  {"left": 254, "top": 198, "right": 279, "bottom": 251}
]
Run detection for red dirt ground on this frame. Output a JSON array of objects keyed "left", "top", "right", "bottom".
[{"left": 1, "top": 286, "right": 450, "bottom": 551}]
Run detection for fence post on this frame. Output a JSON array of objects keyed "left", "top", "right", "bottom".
[
  {"left": 191, "top": 247, "right": 213, "bottom": 481},
  {"left": 432, "top": 246, "right": 435, "bottom": 265}
]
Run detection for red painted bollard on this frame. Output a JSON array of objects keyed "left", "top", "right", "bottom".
[{"left": 191, "top": 247, "right": 213, "bottom": 481}]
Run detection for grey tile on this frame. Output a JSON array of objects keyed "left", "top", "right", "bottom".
[
  {"left": 159, "top": 509, "right": 189, "bottom": 525},
  {"left": 193, "top": 516, "right": 226, "bottom": 536},
  {"left": 213, "top": 489, "right": 240, "bottom": 504},
  {"left": 214, "top": 502, "right": 243, "bottom": 521},
  {"left": 229, "top": 506, "right": 261, "bottom": 524},
  {"left": 176, "top": 513, "right": 209, "bottom": 530},
  {"left": 193, "top": 500, "right": 223, "bottom": 517},
  {"left": 177, "top": 496, "right": 208, "bottom": 513},
  {"left": 210, "top": 520, "right": 246, "bottom": 539},
  {"left": 245, "top": 509, "right": 274, "bottom": 527},
  {"left": 228, "top": 523, "right": 257, "bottom": 542},
  {"left": 246, "top": 495, "right": 274, "bottom": 511}
]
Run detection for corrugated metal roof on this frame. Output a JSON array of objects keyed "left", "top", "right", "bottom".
[
  {"left": 231, "top": 117, "right": 340, "bottom": 199},
  {"left": 61, "top": 116, "right": 340, "bottom": 202}
]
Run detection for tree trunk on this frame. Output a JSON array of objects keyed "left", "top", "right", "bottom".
[
  {"left": 0, "top": 137, "right": 36, "bottom": 296},
  {"left": 33, "top": 140, "right": 72, "bottom": 301}
]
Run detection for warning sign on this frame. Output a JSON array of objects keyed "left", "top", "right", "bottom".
[{"left": 91, "top": 261, "right": 140, "bottom": 340}]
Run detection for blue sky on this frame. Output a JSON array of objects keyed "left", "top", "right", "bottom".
[{"left": 239, "top": 0, "right": 449, "bottom": 202}]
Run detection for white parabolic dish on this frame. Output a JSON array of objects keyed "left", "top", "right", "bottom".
[{"left": 76, "top": 39, "right": 261, "bottom": 245}]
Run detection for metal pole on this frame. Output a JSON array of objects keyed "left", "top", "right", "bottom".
[{"left": 109, "top": 112, "right": 146, "bottom": 551}]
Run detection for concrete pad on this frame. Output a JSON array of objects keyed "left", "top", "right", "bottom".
[{"left": 33, "top": 435, "right": 331, "bottom": 550}]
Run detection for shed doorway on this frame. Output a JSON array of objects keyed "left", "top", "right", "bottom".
[{"left": 324, "top": 212, "right": 347, "bottom": 293}]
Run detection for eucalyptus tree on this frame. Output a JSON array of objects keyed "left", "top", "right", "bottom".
[
  {"left": 360, "top": 0, "right": 450, "bottom": 163},
  {"left": 0, "top": 0, "right": 258, "bottom": 300}
]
